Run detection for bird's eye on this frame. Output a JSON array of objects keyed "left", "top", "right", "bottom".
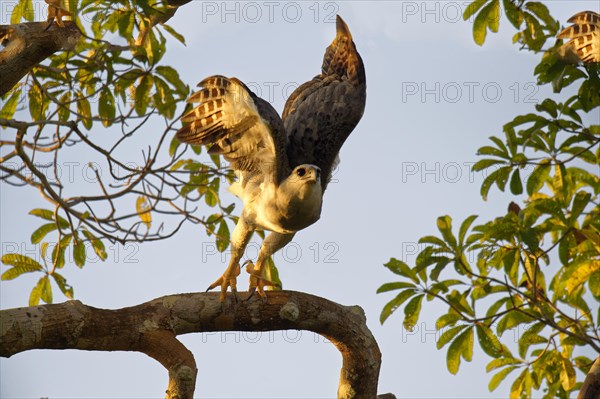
[
  {"left": 296, "top": 168, "right": 306, "bottom": 177},
  {"left": 316, "top": 169, "right": 321, "bottom": 178}
]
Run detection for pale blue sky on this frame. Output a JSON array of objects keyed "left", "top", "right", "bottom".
[{"left": 1, "top": 1, "right": 598, "bottom": 397}]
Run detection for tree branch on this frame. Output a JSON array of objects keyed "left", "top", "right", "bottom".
[
  {"left": 0, "top": 291, "right": 382, "bottom": 398},
  {"left": 579, "top": 356, "right": 600, "bottom": 399},
  {"left": 0, "top": 22, "right": 81, "bottom": 97}
]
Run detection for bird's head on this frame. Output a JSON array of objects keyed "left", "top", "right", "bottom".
[
  {"left": 277, "top": 164, "right": 323, "bottom": 220},
  {"left": 279, "top": 164, "right": 323, "bottom": 203},
  {"left": 289, "top": 164, "right": 321, "bottom": 186}
]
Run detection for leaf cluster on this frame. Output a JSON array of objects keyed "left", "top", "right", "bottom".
[
  {"left": 380, "top": 1, "right": 600, "bottom": 397},
  {"left": 1, "top": 0, "right": 240, "bottom": 303}
]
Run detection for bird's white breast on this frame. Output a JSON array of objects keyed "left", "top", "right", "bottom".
[{"left": 242, "top": 179, "right": 322, "bottom": 234}]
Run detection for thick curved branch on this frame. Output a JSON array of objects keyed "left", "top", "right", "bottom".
[
  {"left": 0, "top": 22, "right": 81, "bottom": 97},
  {"left": 1, "top": 291, "right": 382, "bottom": 398}
]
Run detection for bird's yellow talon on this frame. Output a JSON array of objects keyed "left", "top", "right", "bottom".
[{"left": 206, "top": 264, "right": 241, "bottom": 304}]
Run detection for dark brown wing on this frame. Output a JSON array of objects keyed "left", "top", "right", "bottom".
[
  {"left": 283, "top": 15, "right": 366, "bottom": 192},
  {"left": 557, "top": 11, "right": 600, "bottom": 64},
  {"left": 176, "top": 75, "right": 290, "bottom": 183}
]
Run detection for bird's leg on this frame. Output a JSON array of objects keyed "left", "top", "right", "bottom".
[
  {"left": 247, "top": 232, "right": 294, "bottom": 301},
  {"left": 206, "top": 217, "right": 253, "bottom": 304}
]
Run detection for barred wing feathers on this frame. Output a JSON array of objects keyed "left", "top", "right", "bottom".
[
  {"left": 557, "top": 11, "right": 600, "bottom": 64},
  {"left": 176, "top": 75, "right": 290, "bottom": 183}
]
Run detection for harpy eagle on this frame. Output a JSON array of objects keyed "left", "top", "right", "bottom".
[{"left": 176, "top": 15, "right": 366, "bottom": 302}]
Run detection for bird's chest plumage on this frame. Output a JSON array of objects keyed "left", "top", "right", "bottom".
[{"left": 243, "top": 181, "right": 322, "bottom": 234}]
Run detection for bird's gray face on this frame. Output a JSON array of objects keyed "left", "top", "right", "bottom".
[{"left": 291, "top": 164, "right": 321, "bottom": 185}]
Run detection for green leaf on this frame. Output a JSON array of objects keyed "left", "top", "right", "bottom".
[
  {"left": 489, "top": 366, "right": 517, "bottom": 392},
  {"left": 560, "top": 357, "right": 576, "bottom": 391},
  {"left": 472, "top": 0, "right": 498, "bottom": 45},
  {"left": 31, "top": 223, "right": 58, "bottom": 244},
  {"left": 463, "top": 0, "right": 489, "bottom": 20},
  {"left": 502, "top": 0, "right": 522, "bottom": 28},
  {"left": 509, "top": 169, "right": 523, "bottom": 195},
  {"left": 461, "top": 327, "right": 474, "bottom": 362},
  {"left": 552, "top": 163, "right": 567, "bottom": 197},
  {"left": 436, "top": 313, "right": 461, "bottom": 329},
  {"left": 264, "top": 256, "right": 282, "bottom": 290},
  {"left": 77, "top": 95, "right": 93, "bottom": 130},
  {"left": 486, "top": 297, "right": 509, "bottom": 319},
  {"left": 525, "top": 2, "right": 555, "bottom": 27},
  {"left": 518, "top": 322, "right": 546, "bottom": 358},
  {"left": 380, "top": 289, "right": 416, "bottom": 324},
  {"left": 162, "top": 24, "right": 186, "bottom": 45},
  {"left": 487, "top": 0, "right": 500, "bottom": 33},
  {"left": 565, "top": 259, "right": 600, "bottom": 294},
  {"left": 57, "top": 91, "right": 71, "bottom": 122},
  {"left": 28, "top": 274, "right": 53, "bottom": 305},
  {"left": 99, "top": 89, "right": 115, "bottom": 127},
  {"left": 403, "top": 294, "right": 424, "bottom": 330},
  {"left": 497, "top": 312, "right": 533, "bottom": 336},
  {"left": 437, "top": 325, "right": 467, "bottom": 350},
  {"left": 487, "top": 357, "right": 521, "bottom": 372},
  {"left": 472, "top": 158, "right": 505, "bottom": 172},
  {"left": 82, "top": 229, "right": 107, "bottom": 261},
  {"left": 472, "top": 9, "right": 488, "bottom": 46},
  {"left": 481, "top": 166, "right": 511, "bottom": 200},
  {"left": 29, "top": 276, "right": 44, "bottom": 306},
  {"left": 570, "top": 191, "right": 591, "bottom": 223},
  {"left": 29, "top": 84, "right": 43, "bottom": 119},
  {"left": 1, "top": 253, "right": 43, "bottom": 272},
  {"left": 52, "top": 272, "right": 74, "bottom": 299},
  {"left": 117, "top": 11, "right": 134, "bottom": 38},
  {"left": 589, "top": 271, "right": 600, "bottom": 298},
  {"left": 29, "top": 209, "right": 69, "bottom": 229},
  {"left": 478, "top": 145, "right": 507, "bottom": 158},
  {"left": 536, "top": 98, "right": 558, "bottom": 118},
  {"left": 458, "top": 215, "right": 478, "bottom": 245},
  {"left": 376, "top": 281, "right": 416, "bottom": 293},
  {"left": 0, "top": 88, "right": 22, "bottom": 119},
  {"left": 476, "top": 324, "right": 504, "bottom": 358},
  {"left": 418, "top": 235, "right": 448, "bottom": 248},
  {"left": 156, "top": 66, "right": 187, "bottom": 95},
  {"left": 1, "top": 254, "right": 43, "bottom": 280},
  {"left": 29, "top": 208, "right": 55, "bottom": 221},
  {"left": 437, "top": 216, "right": 457, "bottom": 248},
  {"left": 446, "top": 327, "right": 473, "bottom": 374},
  {"left": 526, "top": 160, "right": 551, "bottom": 196},
  {"left": 510, "top": 367, "right": 529, "bottom": 399},
  {"left": 51, "top": 235, "right": 72, "bottom": 270},
  {"left": 134, "top": 75, "right": 153, "bottom": 116},
  {"left": 383, "top": 258, "right": 419, "bottom": 284},
  {"left": 10, "top": 0, "right": 23, "bottom": 23},
  {"left": 73, "top": 240, "right": 86, "bottom": 268},
  {"left": 447, "top": 289, "right": 474, "bottom": 316},
  {"left": 169, "top": 135, "right": 182, "bottom": 157},
  {"left": 215, "top": 220, "right": 230, "bottom": 252},
  {"left": 40, "top": 275, "right": 52, "bottom": 304}
]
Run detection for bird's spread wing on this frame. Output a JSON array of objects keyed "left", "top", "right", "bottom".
[
  {"left": 176, "top": 75, "right": 290, "bottom": 183},
  {"left": 557, "top": 11, "right": 600, "bottom": 64},
  {"left": 283, "top": 15, "right": 366, "bottom": 191}
]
